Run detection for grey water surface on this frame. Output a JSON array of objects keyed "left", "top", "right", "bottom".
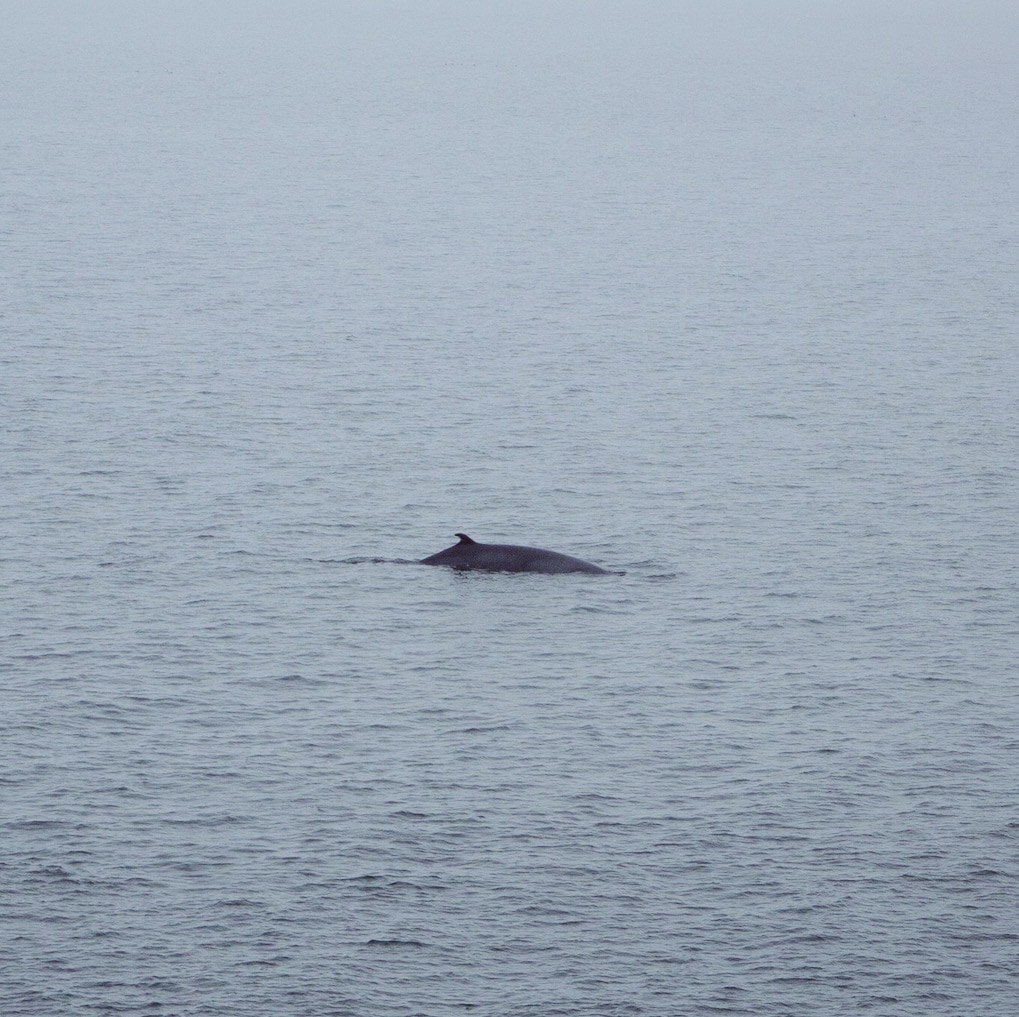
[{"left": 3, "top": 3, "right": 1018, "bottom": 1015}]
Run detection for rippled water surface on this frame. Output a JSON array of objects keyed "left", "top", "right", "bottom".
[{"left": 3, "top": 3, "right": 1018, "bottom": 1015}]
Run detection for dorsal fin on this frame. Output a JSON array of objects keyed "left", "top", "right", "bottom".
[{"left": 454, "top": 533, "right": 476, "bottom": 545}]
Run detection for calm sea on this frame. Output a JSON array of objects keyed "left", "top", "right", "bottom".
[{"left": 3, "top": 3, "right": 1017, "bottom": 1015}]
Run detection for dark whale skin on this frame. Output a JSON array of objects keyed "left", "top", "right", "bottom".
[{"left": 421, "top": 533, "right": 609, "bottom": 575}]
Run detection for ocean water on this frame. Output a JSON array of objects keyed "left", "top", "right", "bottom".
[{"left": 3, "top": 3, "right": 1018, "bottom": 1015}]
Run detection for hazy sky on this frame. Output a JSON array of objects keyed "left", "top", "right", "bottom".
[{"left": 4, "top": 0, "right": 1018, "bottom": 74}]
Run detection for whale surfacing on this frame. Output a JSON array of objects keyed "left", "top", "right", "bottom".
[{"left": 421, "top": 533, "right": 609, "bottom": 575}]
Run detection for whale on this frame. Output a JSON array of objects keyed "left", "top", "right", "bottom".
[{"left": 420, "top": 533, "right": 609, "bottom": 575}]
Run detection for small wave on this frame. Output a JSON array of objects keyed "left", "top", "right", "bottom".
[{"left": 315, "top": 556, "right": 417, "bottom": 565}]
